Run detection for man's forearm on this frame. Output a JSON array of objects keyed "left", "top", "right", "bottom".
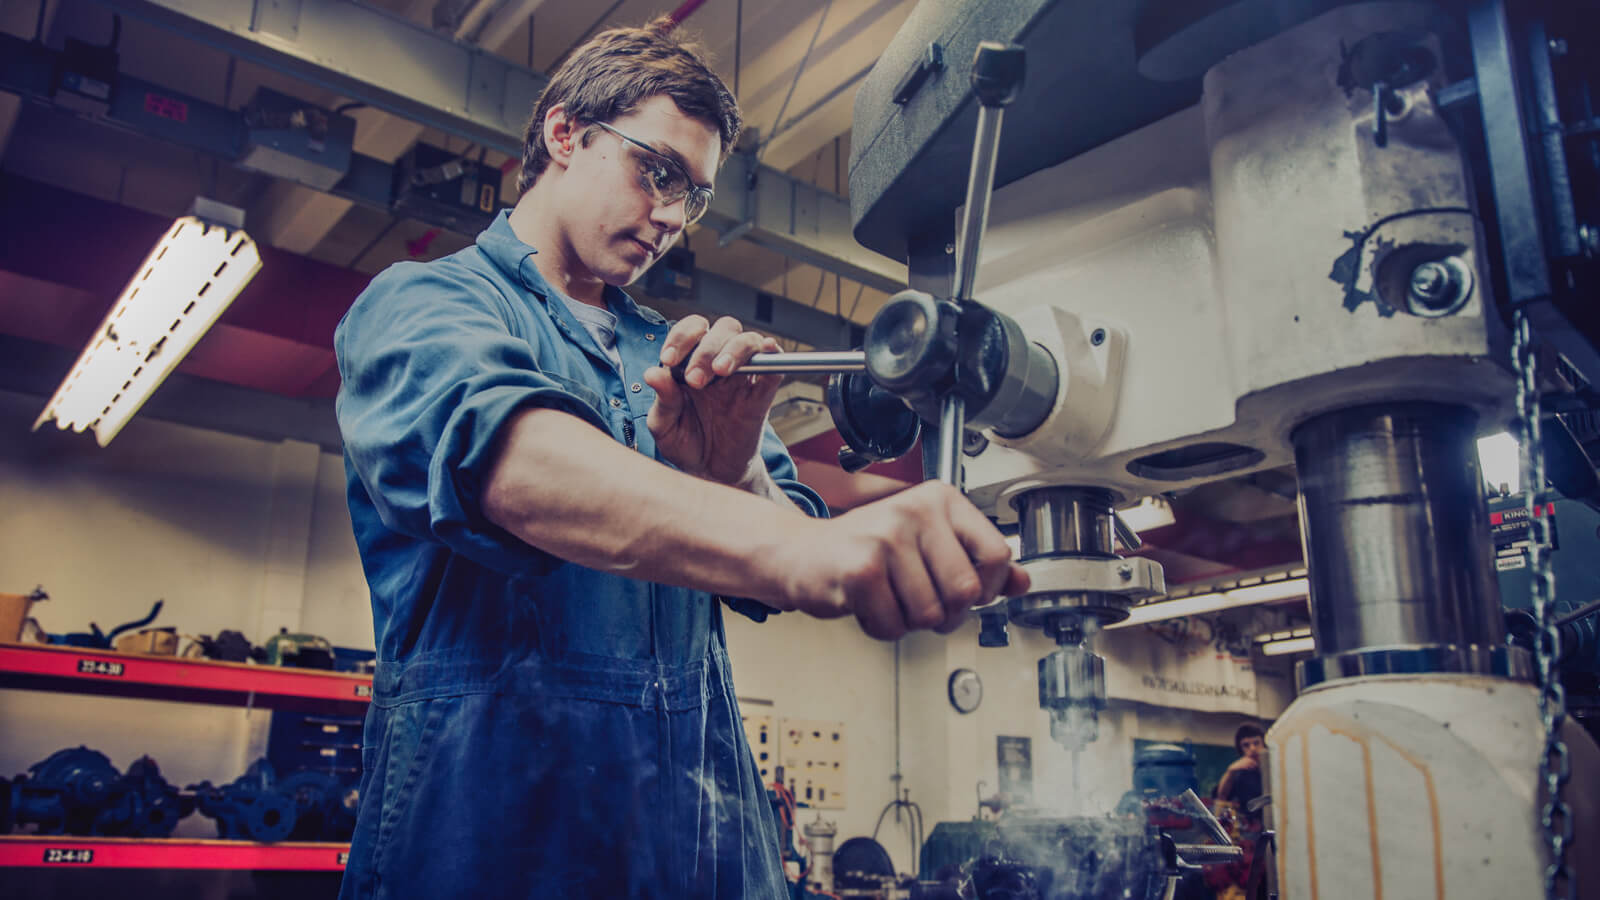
[{"left": 482, "top": 406, "right": 808, "bottom": 603}]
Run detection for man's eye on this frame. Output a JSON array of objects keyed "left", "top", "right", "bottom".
[{"left": 649, "top": 164, "right": 681, "bottom": 193}]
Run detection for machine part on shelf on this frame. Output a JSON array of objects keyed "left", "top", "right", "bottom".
[
  {"left": 276, "top": 769, "right": 357, "bottom": 842},
  {"left": 1515, "top": 310, "right": 1574, "bottom": 900},
  {"left": 1291, "top": 403, "right": 1515, "bottom": 690},
  {"left": 46, "top": 599, "right": 163, "bottom": 649},
  {"left": 112, "top": 626, "right": 179, "bottom": 656},
  {"left": 253, "top": 628, "right": 336, "bottom": 669},
  {"left": 4, "top": 746, "right": 119, "bottom": 835},
  {"left": 189, "top": 758, "right": 298, "bottom": 843},
  {"left": 106, "top": 756, "right": 190, "bottom": 838},
  {"left": 803, "top": 814, "right": 839, "bottom": 894},
  {"left": 0, "top": 586, "right": 47, "bottom": 643},
  {"left": 197, "top": 628, "right": 254, "bottom": 662}
]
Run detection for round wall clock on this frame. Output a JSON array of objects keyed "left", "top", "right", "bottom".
[{"left": 948, "top": 667, "right": 983, "bottom": 714}]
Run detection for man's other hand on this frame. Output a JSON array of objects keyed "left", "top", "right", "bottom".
[
  {"left": 644, "top": 315, "right": 785, "bottom": 486},
  {"left": 773, "top": 482, "right": 1031, "bottom": 640}
]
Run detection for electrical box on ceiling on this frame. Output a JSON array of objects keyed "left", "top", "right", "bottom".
[
  {"left": 238, "top": 88, "right": 355, "bottom": 191},
  {"left": 52, "top": 36, "right": 119, "bottom": 117},
  {"left": 393, "top": 142, "right": 502, "bottom": 235}
]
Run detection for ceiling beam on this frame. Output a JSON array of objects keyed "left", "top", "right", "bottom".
[
  {"left": 95, "top": 0, "right": 905, "bottom": 289},
  {"left": 254, "top": 0, "right": 547, "bottom": 255}
]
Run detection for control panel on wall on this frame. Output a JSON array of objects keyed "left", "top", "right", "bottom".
[
  {"left": 740, "top": 712, "right": 776, "bottom": 783},
  {"left": 780, "top": 718, "right": 846, "bottom": 809}
]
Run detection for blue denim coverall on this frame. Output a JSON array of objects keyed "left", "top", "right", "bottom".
[{"left": 334, "top": 211, "right": 826, "bottom": 899}]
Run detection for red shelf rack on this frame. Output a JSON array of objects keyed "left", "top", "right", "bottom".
[
  {"left": 0, "top": 641, "right": 372, "bottom": 711},
  {"left": 0, "top": 835, "right": 348, "bottom": 870}
]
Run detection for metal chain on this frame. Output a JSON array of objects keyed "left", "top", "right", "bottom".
[{"left": 1513, "top": 311, "right": 1574, "bottom": 900}]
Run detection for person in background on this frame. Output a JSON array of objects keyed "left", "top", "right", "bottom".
[
  {"left": 1215, "top": 722, "right": 1266, "bottom": 816},
  {"left": 332, "top": 17, "right": 1027, "bottom": 900}
]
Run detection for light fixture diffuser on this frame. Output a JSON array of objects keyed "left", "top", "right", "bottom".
[
  {"left": 33, "top": 200, "right": 261, "bottom": 446},
  {"left": 1255, "top": 626, "right": 1315, "bottom": 657}
]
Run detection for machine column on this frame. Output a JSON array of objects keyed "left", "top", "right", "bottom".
[{"left": 1291, "top": 402, "right": 1527, "bottom": 688}]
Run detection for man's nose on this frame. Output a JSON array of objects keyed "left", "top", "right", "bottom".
[{"left": 649, "top": 197, "right": 687, "bottom": 234}]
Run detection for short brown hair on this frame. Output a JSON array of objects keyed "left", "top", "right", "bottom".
[
  {"left": 1234, "top": 722, "right": 1265, "bottom": 754},
  {"left": 517, "top": 17, "right": 741, "bottom": 194}
]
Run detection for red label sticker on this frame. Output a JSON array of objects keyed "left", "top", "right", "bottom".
[{"left": 144, "top": 93, "right": 189, "bottom": 123}]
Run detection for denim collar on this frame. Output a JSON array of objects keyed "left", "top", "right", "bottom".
[{"left": 476, "top": 210, "right": 667, "bottom": 326}]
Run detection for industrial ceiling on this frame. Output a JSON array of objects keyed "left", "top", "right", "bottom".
[{"left": 0, "top": 0, "right": 1307, "bottom": 586}]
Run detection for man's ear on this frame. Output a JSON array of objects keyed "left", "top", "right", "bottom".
[{"left": 543, "top": 104, "right": 580, "bottom": 170}]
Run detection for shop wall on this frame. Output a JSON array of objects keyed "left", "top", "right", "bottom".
[{"left": 0, "top": 389, "right": 371, "bottom": 838}]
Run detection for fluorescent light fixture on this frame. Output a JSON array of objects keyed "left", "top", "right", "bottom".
[
  {"left": 1477, "top": 431, "right": 1520, "bottom": 495},
  {"left": 1261, "top": 636, "right": 1316, "bottom": 656},
  {"left": 33, "top": 199, "right": 261, "bottom": 446},
  {"left": 1107, "top": 570, "right": 1310, "bottom": 629},
  {"left": 1255, "top": 626, "right": 1315, "bottom": 657},
  {"left": 1118, "top": 495, "right": 1176, "bottom": 532}
]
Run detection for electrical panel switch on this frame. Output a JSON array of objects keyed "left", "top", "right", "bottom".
[
  {"left": 740, "top": 712, "right": 776, "bottom": 784},
  {"left": 779, "top": 718, "right": 846, "bottom": 809}
]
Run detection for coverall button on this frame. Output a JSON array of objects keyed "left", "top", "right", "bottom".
[
  {"left": 645, "top": 333, "right": 657, "bottom": 341},
  {"left": 631, "top": 383, "right": 642, "bottom": 393},
  {"left": 610, "top": 397, "right": 622, "bottom": 408}
]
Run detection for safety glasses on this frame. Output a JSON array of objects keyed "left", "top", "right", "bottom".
[{"left": 592, "top": 121, "right": 715, "bottom": 226}]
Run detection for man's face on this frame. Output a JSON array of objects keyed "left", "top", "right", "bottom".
[
  {"left": 557, "top": 94, "right": 721, "bottom": 287},
  {"left": 1240, "top": 736, "right": 1265, "bottom": 760}
]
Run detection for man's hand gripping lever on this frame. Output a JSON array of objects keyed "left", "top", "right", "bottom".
[{"left": 673, "top": 43, "right": 1047, "bottom": 639}]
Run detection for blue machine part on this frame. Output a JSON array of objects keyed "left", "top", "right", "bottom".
[
  {"left": 5, "top": 746, "right": 119, "bottom": 834},
  {"left": 1115, "top": 742, "right": 1200, "bottom": 819},
  {"left": 1130, "top": 743, "right": 1199, "bottom": 799},
  {"left": 276, "top": 769, "right": 357, "bottom": 842},
  {"left": 106, "top": 756, "right": 190, "bottom": 838},
  {"left": 190, "top": 759, "right": 298, "bottom": 843}
]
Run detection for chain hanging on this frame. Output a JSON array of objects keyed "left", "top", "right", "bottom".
[{"left": 1513, "top": 311, "right": 1574, "bottom": 900}]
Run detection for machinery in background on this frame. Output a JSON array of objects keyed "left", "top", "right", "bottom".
[
  {"left": 189, "top": 758, "right": 355, "bottom": 843},
  {"left": 0, "top": 747, "right": 189, "bottom": 837},
  {"left": 803, "top": 814, "right": 840, "bottom": 895},
  {"left": 817, "top": 0, "right": 1600, "bottom": 895},
  {"left": 1495, "top": 493, "right": 1600, "bottom": 740},
  {"left": 252, "top": 627, "right": 336, "bottom": 669},
  {"left": 41, "top": 599, "right": 163, "bottom": 649},
  {"left": 712, "top": 0, "right": 1600, "bottom": 894},
  {"left": 0, "top": 749, "right": 355, "bottom": 843}
]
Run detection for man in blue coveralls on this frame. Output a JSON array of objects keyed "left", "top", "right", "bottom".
[{"left": 333, "top": 17, "right": 1029, "bottom": 899}]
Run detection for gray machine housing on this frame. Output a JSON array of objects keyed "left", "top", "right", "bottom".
[{"left": 849, "top": 0, "right": 1411, "bottom": 262}]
